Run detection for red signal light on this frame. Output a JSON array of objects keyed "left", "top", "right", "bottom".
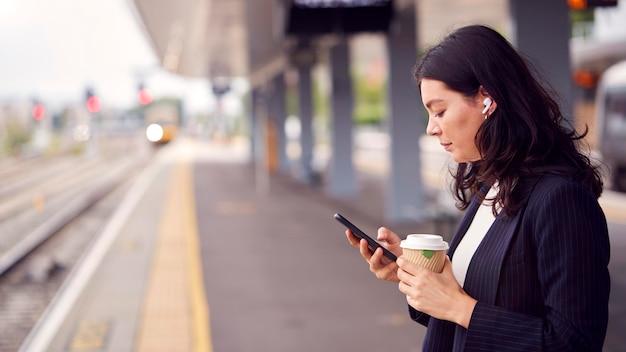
[
  {"left": 569, "top": 0, "right": 618, "bottom": 8},
  {"left": 573, "top": 70, "right": 597, "bottom": 89},
  {"left": 86, "top": 96, "right": 101, "bottom": 113},
  {"left": 569, "top": 0, "right": 587, "bottom": 9},
  {"left": 32, "top": 103, "right": 45, "bottom": 121},
  {"left": 138, "top": 88, "right": 153, "bottom": 105}
]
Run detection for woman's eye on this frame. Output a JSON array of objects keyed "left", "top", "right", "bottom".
[{"left": 434, "top": 110, "right": 445, "bottom": 118}]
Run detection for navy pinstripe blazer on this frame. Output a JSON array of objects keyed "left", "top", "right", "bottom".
[{"left": 409, "top": 175, "right": 611, "bottom": 351}]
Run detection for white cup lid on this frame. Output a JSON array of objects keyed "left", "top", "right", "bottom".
[{"left": 400, "top": 234, "right": 449, "bottom": 250}]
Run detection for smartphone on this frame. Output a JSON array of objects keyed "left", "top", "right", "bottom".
[{"left": 334, "top": 213, "right": 397, "bottom": 261}]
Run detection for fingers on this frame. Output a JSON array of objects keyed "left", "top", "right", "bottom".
[
  {"left": 369, "top": 247, "right": 400, "bottom": 281},
  {"left": 397, "top": 259, "right": 428, "bottom": 308},
  {"left": 370, "top": 246, "right": 384, "bottom": 265},
  {"left": 344, "top": 226, "right": 400, "bottom": 282},
  {"left": 438, "top": 256, "right": 460, "bottom": 284},
  {"left": 346, "top": 231, "right": 374, "bottom": 261},
  {"left": 369, "top": 247, "right": 389, "bottom": 271},
  {"left": 346, "top": 229, "right": 385, "bottom": 264},
  {"left": 345, "top": 229, "right": 359, "bottom": 247},
  {"left": 398, "top": 280, "right": 413, "bottom": 297},
  {"left": 345, "top": 230, "right": 354, "bottom": 243},
  {"left": 396, "top": 257, "right": 430, "bottom": 285},
  {"left": 377, "top": 227, "right": 401, "bottom": 245},
  {"left": 397, "top": 257, "right": 417, "bottom": 274},
  {"left": 358, "top": 238, "right": 373, "bottom": 260}
]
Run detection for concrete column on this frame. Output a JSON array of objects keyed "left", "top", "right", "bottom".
[
  {"left": 328, "top": 38, "right": 356, "bottom": 197},
  {"left": 252, "top": 87, "right": 270, "bottom": 195},
  {"left": 298, "top": 63, "right": 317, "bottom": 183},
  {"left": 249, "top": 89, "right": 260, "bottom": 160},
  {"left": 509, "top": 0, "right": 573, "bottom": 120},
  {"left": 386, "top": 4, "right": 426, "bottom": 223},
  {"left": 269, "top": 73, "right": 289, "bottom": 173}
]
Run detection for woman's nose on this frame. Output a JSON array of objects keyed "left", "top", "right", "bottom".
[{"left": 426, "top": 119, "right": 440, "bottom": 136}]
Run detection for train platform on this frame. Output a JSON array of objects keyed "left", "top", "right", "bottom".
[{"left": 17, "top": 137, "right": 626, "bottom": 352}]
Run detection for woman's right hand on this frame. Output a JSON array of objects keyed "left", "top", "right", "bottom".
[{"left": 346, "top": 227, "right": 402, "bottom": 282}]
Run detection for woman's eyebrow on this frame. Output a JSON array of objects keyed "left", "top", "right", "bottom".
[{"left": 425, "top": 98, "right": 444, "bottom": 109}]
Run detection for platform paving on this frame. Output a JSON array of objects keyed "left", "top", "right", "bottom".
[{"left": 26, "top": 138, "right": 626, "bottom": 351}]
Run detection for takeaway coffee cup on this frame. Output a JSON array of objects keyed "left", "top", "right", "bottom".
[{"left": 400, "top": 234, "right": 449, "bottom": 273}]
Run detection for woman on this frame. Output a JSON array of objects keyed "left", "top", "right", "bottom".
[{"left": 346, "top": 25, "right": 610, "bottom": 351}]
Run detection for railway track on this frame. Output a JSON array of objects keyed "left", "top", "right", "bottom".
[{"left": 0, "top": 143, "right": 152, "bottom": 351}]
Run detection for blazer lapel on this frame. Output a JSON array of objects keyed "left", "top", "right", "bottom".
[
  {"left": 448, "top": 198, "right": 480, "bottom": 258},
  {"left": 459, "top": 177, "right": 539, "bottom": 304},
  {"left": 462, "top": 213, "right": 522, "bottom": 304},
  {"left": 448, "top": 183, "right": 490, "bottom": 258}
]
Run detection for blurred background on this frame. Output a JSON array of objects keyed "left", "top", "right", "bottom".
[
  {"left": 1, "top": 0, "right": 626, "bottom": 351},
  {"left": 2, "top": 0, "right": 625, "bottom": 167}
]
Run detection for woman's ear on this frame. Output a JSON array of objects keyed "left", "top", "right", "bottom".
[
  {"left": 478, "top": 86, "right": 497, "bottom": 116},
  {"left": 482, "top": 98, "right": 493, "bottom": 115}
]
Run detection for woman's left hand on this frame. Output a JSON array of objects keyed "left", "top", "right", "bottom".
[{"left": 397, "top": 256, "right": 477, "bottom": 328}]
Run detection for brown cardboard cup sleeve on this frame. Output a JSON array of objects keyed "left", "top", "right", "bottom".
[{"left": 400, "top": 234, "right": 449, "bottom": 273}]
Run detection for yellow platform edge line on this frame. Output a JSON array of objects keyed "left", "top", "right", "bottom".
[
  {"left": 135, "top": 155, "right": 213, "bottom": 352},
  {"left": 182, "top": 159, "right": 214, "bottom": 352},
  {"left": 136, "top": 162, "right": 190, "bottom": 352}
]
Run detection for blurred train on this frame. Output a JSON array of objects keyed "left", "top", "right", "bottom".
[
  {"left": 143, "top": 99, "right": 182, "bottom": 144},
  {"left": 596, "top": 60, "right": 626, "bottom": 192}
]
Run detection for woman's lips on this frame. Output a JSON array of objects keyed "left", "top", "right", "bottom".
[{"left": 441, "top": 143, "right": 451, "bottom": 151}]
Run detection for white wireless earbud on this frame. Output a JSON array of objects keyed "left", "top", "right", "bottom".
[{"left": 482, "top": 97, "right": 493, "bottom": 115}]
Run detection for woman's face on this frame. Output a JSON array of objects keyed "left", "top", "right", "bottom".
[{"left": 421, "top": 79, "right": 488, "bottom": 163}]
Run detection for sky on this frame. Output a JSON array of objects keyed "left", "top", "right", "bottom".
[{"left": 0, "top": 0, "right": 218, "bottom": 113}]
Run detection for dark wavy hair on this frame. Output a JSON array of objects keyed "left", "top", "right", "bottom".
[{"left": 413, "top": 25, "right": 603, "bottom": 216}]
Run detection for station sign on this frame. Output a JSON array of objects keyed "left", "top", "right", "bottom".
[{"left": 285, "top": 0, "right": 393, "bottom": 35}]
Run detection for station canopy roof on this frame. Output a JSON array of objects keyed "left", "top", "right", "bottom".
[{"left": 130, "top": 0, "right": 403, "bottom": 86}]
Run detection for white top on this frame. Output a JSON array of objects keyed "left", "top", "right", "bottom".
[{"left": 452, "top": 184, "right": 500, "bottom": 287}]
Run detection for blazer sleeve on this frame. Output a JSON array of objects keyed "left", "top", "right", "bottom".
[
  {"left": 408, "top": 306, "right": 430, "bottom": 327},
  {"left": 464, "top": 180, "right": 611, "bottom": 351}
]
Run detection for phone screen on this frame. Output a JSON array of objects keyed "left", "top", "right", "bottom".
[{"left": 334, "top": 213, "right": 397, "bottom": 261}]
